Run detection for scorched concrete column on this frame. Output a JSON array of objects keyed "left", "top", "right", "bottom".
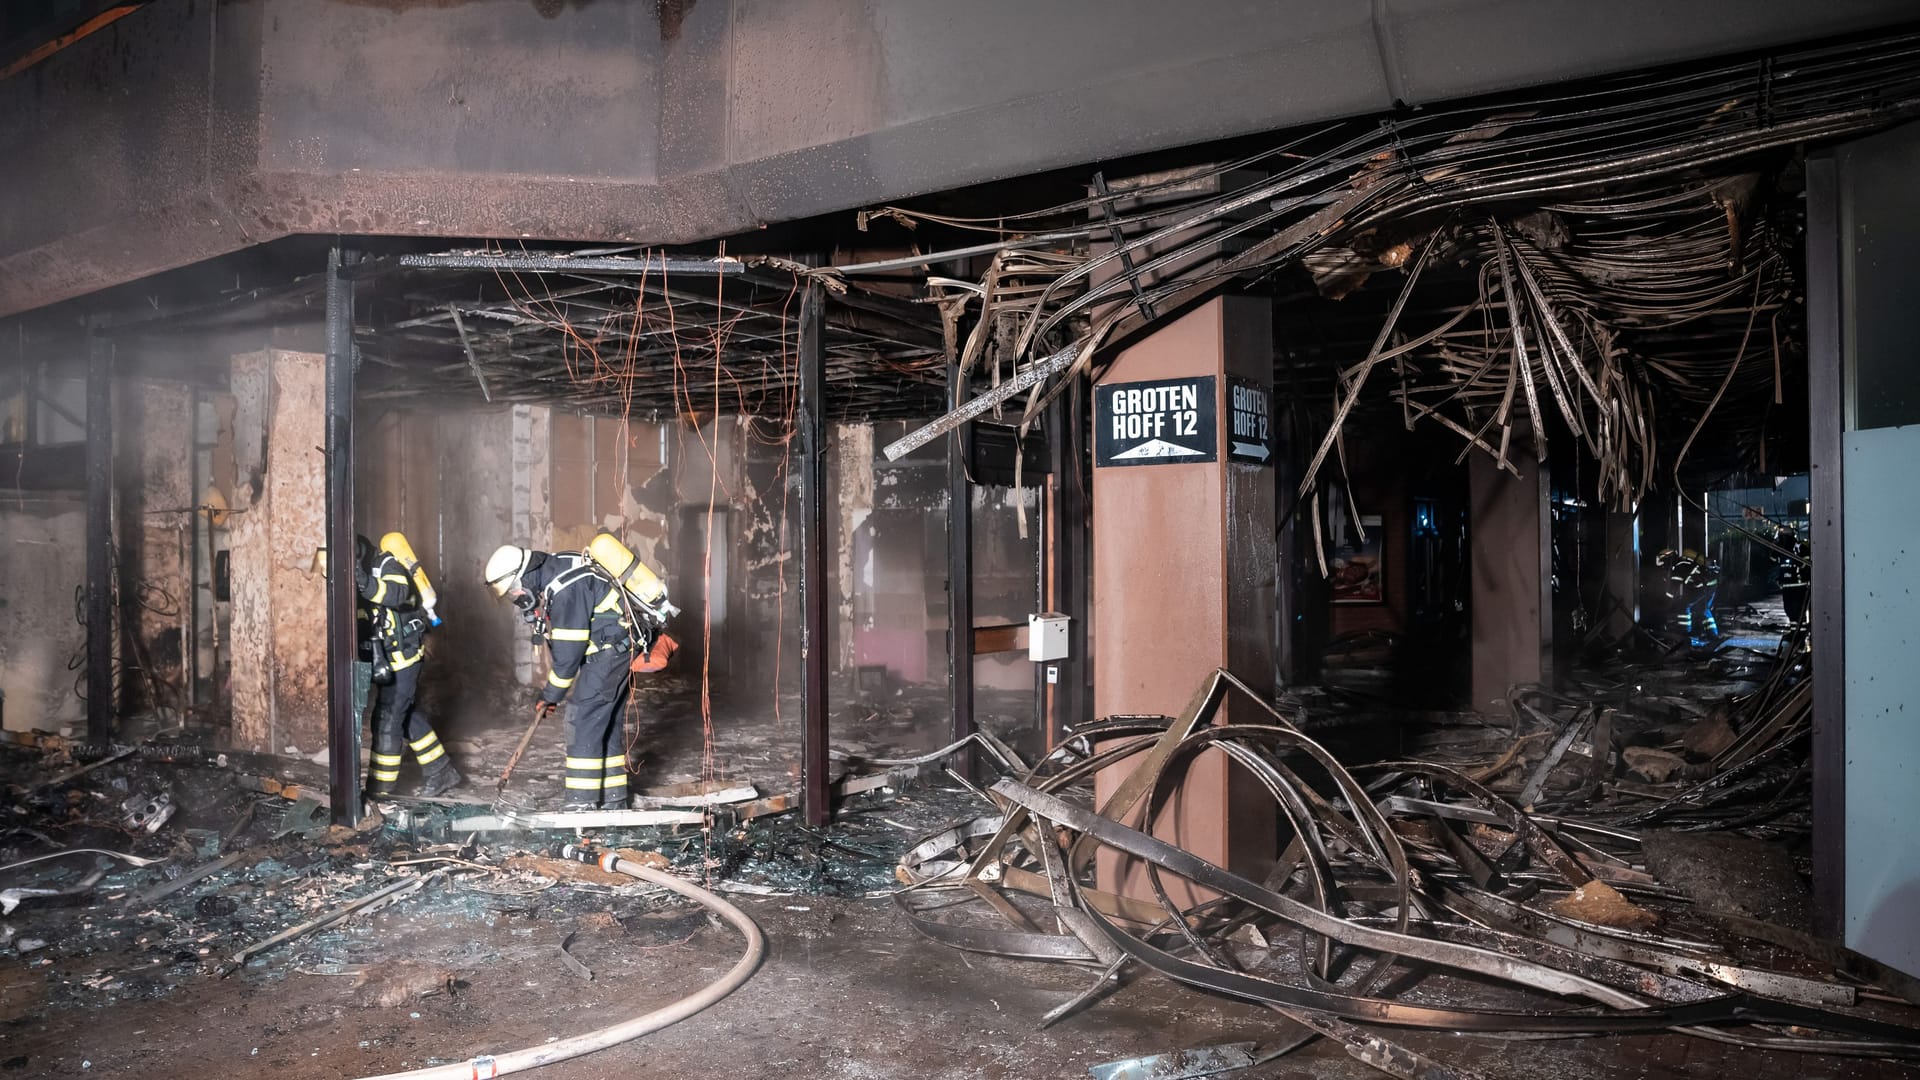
[
  {"left": 1469, "top": 445, "right": 1552, "bottom": 712},
  {"left": 228, "top": 350, "right": 328, "bottom": 755},
  {"left": 1092, "top": 297, "right": 1276, "bottom": 902}
]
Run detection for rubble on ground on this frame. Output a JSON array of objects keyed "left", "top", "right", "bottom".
[{"left": 895, "top": 627, "right": 1917, "bottom": 1076}]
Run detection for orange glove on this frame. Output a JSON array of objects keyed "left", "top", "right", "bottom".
[{"left": 535, "top": 700, "right": 558, "bottom": 722}]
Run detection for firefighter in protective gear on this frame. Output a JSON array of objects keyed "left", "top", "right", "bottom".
[
  {"left": 1772, "top": 524, "right": 1811, "bottom": 628},
  {"left": 360, "top": 534, "right": 461, "bottom": 797},
  {"left": 1742, "top": 505, "right": 1813, "bottom": 630},
  {"left": 1654, "top": 548, "right": 1720, "bottom": 645},
  {"left": 486, "top": 544, "right": 636, "bottom": 809}
]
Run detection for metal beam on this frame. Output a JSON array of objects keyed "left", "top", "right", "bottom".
[
  {"left": 1045, "top": 384, "right": 1090, "bottom": 745},
  {"left": 324, "top": 247, "right": 363, "bottom": 826},
  {"left": 798, "top": 280, "right": 830, "bottom": 827},
  {"left": 84, "top": 325, "right": 113, "bottom": 743},
  {"left": 883, "top": 346, "right": 1076, "bottom": 461},
  {"left": 948, "top": 359, "right": 975, "bottom": 777},
  {"left": 395, "top": 253, "right": 745, "bottom": 275},
  {"left": 1804, "top": 150, "right": 1846, "bottom": 939}
]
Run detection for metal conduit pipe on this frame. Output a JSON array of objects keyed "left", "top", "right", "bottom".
[{"left": 358, "top": 848, "right": 765, "bottom": 1080}]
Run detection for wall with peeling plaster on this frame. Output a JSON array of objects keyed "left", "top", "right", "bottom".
[
  {"left": 0, "top": 496, "right": 87, "bottom": 733},
  {"left": 115, "top": 379, "right": 196, "bottom": 715},
  {"left": 350, "top": 400, "right": 539, "bottom": 742},
  {"left": 2, "top": 373, "right": 238, "bottom": 736},
  {"left": 345, "top": 409, "right": 999, "bottom": 751},
  {"left": 737, "top": 419, "right": 801, "bottom": 702},
  {"left": 855, "top": 422, "right": 949, "bottom": 691},
  {"left": 227, "top": 351, "right": 328, "bottom": 755}
]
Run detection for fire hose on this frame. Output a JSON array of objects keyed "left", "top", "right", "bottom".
[{"left": 357, "top": 847, "right": 764, "bottom": 1080}]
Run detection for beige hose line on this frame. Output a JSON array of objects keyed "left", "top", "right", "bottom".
[{"left": 359, "top": 846, "right": 765, "bottom": 1080}]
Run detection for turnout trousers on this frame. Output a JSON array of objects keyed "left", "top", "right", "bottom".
[
  {"left": 369, "top": 662, "right": 453, "bottom": 792},
  {"left": 1781, "top": 581, "right": 1810, "bottom": 627},
  {"left": 561, "top": 647, "right": 632, "bottom": 806}
]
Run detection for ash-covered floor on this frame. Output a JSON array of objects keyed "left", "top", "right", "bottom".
[
  {"left": 398, "top": 672, "right": 1044, "bottom": 811},
  {"left": 3, "top": 597, "right": 1914, "bottom": 1079}
]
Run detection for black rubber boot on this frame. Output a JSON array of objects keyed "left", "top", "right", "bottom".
[{"left": 418, "top": 765, "right": 462, "bottom": 798}]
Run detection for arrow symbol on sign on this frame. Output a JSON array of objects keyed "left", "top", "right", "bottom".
[{"left": 1232, "top": 441, "right": 1271, "bottom": 462}]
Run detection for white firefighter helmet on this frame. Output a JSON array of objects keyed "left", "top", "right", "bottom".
[{"left": 484, "top": 544, "right": 532, "bottom": 596}]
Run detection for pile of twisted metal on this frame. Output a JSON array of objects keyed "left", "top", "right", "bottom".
[{"left": 894, "top": 661, "right": 1917, "bottom": 1078}]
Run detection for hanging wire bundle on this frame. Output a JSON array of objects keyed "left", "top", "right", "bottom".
[
  {"left": 870, "top": 31, "right": 1920, "bottom": 484},
  {"left": 358, "top": 260, "right": 946, "bottom": 422}
]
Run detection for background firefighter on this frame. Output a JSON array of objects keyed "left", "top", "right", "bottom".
[
  {"left": 358, "top": 533, "right": 461, "bottom": 797},
  {"left": 1654, "top": 548, "right": 1721, "bottom": 646},
  {"left": 1774, "top": 523, "right": 1811, "bottom": 628}
]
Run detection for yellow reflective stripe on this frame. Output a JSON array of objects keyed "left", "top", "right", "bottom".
[
  {"left": 600, "top": 773, "right": 628, "bottom": 787},
  {"left": 409, "top": 732, "right": 440, "bottom": 751},
  {"left": 414, "top": 744, "right": 446, "bottom": 766},
  {"left": 371, "top": 769, "right": 401, "bottom": 782},
  {"left": 381, "top": 573, "right": 410, "bottom": 584},
  {"left": 547, "top": 671, "right": 575, "bottom": 689},
  {"left": 369, "top": 578, "right": 390, "bottom": 604},
  {"left": 600, "top": 755, "right": 627, "bottom": 768},
  {"left": 565, "top": 756, "right": 602, "bottom": 770},
  {"left": 390, "top": 649, "right": 423, "bottom": 671},
  {"left": 372, "top": 752, "right": 404, "bottom": 765},
  {"left": 548, "top": 627, "right": 591, "bottom": 642},
  {"left": 564, "top": 776, "right": 604, "bottom": 790},
  {"left": 594, "top": 588, "right": 623, "bottom": 613}
]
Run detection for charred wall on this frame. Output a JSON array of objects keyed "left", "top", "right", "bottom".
[
  {"left": 349, "top": 407, "right": 987, "bottom": 748},
  {"left": 0, "top": 494, "right": 87, "bottom": 733}
]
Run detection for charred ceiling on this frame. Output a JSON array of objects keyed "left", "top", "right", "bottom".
[
  {"left": 15, "top": 27, "right": 1920, "bottom": 454},
  {"left": 3, "top": 0, "right": 1917, "bottom": 318}
]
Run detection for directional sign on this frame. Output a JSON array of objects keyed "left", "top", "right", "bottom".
[
  {"left": 1095, "top": 376, "right": 1216, "bottom": 467},
  {"left": 1227, "top": 377, "right": 1274, "bottom": 465}
]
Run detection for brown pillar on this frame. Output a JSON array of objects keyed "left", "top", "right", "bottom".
[
  {"left": 1092, "top": 296, "right": 1276, "bottom": 904},
  {"left": 1469, "top": 446, "right": 1551, "bottom": 713}
]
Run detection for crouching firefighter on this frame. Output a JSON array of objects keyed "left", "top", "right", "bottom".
[
  {"left": 1654, "top": 548, "right": 1721, "bottom": 646},
  {"left": 359, "top": 532, "right": 462, "bottom": 798},
  {"left": 484, "top": 535, "right": 677, "bottom": 810}
]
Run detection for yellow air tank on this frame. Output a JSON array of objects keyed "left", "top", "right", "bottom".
[
  {"left": 380, "top": 531, "right": 441, "bottom": 625},
  {"left": 586, "top": 531, "right": 674, "bottom": 615}
]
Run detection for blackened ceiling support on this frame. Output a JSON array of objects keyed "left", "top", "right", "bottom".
[
  {"left": 1045, "top": 384, "right": 1091, "bottom": 746},
  {"left": 948, "top": 361, "right": 976, "bottom": 779},
  {"left": 84, "top": 323, "right": 113, "bottom": 743},
  {"left": 393, "top": 253, "right": 746, "bottom": 276},
  {"left": 325, "top": 245, "right": 363, "bottom": 827},
  {"left": 1803, "top": 150, "right": 1846, "bottom": 941},
  {"left": 798, "top": 280, "right": 831, "bottom": 827}
]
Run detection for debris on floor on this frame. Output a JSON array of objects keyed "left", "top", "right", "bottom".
[
  {"left": 1087, "top": 1041, "right": 1261, "bottom": 1080},
  {"left": 1, "top": 616, "right": 1895, "bottom": 1077},
  {"left": 896, "top": 650, "right": 1919, "bottom": 1075}
]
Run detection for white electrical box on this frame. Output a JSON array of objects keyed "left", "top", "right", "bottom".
[{"left": 1028, "top": 613, "right": 1070, "bottom": 662}]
